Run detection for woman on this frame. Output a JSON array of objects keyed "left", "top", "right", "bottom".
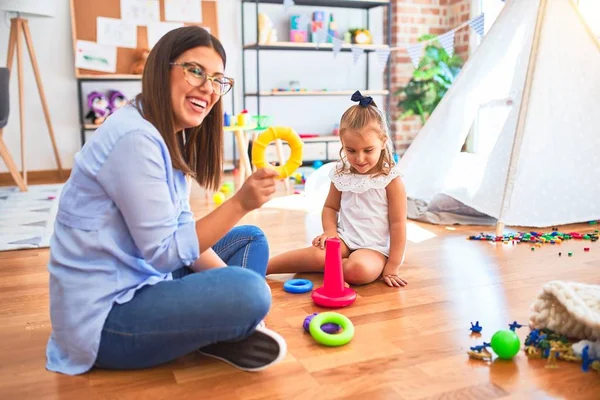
[{"left": 45, "top": 26, "right": 286, "bottom": 376}]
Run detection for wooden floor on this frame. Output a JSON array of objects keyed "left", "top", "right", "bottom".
[{"left": 1, "top": 179, "right": 599, "bottom": 399}]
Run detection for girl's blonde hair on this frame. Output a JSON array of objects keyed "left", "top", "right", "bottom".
[{"left": 337, "top": 92, "right": 395, "bottom": 176}]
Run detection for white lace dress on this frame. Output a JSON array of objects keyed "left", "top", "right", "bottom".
[{"left": 329, "top": 164, "right": 401, "bottom": 257}]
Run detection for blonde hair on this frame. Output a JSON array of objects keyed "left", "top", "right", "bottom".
[{"left": 337, "top": 96, "right": 395, "bottom": 176}]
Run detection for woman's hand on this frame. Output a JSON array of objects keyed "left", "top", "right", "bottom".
[
  {"left": 381, "top": 263, "right": 408, "bottom": 288},
  {"left": 233, "top": 168, "right": 279, "bottom": 212},
  {"left": 312, "top": 231, "right": 339, "bottom": 249},
  {"left": 195, "top": 168, "right": 277, "bottom": 253}
]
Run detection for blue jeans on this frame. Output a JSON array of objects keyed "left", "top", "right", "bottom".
[{"left": 94, "top": 225, "right": 271, "bottom": 370}]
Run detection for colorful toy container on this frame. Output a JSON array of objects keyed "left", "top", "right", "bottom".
[
  {"left": 236, "top": 109, "right": 250, "bottom": 126},
  {"left": 290, "top": 15, "right": 308, "bottom": 42},
  {"left": 311, "top": 11, "right": 325, "bottom": 43}
]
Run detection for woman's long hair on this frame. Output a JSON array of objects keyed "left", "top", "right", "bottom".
[{"left": 135, "top": 26, "right": 226, "bottom": 191}]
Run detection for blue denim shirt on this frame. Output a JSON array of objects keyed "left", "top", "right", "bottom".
[{"left": 45, "top": 103, "right": 200, "bottom": 375}]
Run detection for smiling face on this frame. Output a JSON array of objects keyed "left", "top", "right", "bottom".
[
  {"left": 341, "top": 123, "right": 386, "bottom": 174},
  {"left": 170, "top": 46, "right": 224, "bottom": 132}
]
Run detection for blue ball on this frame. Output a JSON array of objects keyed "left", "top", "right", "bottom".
[{"left": 312, "top": 160, "right": 323, "bottom": 169}]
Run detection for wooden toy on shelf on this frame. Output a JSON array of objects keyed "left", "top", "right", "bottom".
[{"left": 130, "top": 48, "right": 149, "bottom": 75}]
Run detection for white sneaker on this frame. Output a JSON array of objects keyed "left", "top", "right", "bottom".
[{"left": 198, "top": 325, "right": 287, "bottom": 372}]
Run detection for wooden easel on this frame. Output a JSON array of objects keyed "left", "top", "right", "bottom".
[{"left": 4, "top": 16, "right": 64, "bottom": 191}]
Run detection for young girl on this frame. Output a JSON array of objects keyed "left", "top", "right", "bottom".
[{"left": 267, "top": 91, "right": 408, "bottom": 288}]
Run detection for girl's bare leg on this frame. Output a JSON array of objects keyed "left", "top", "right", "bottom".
[
  {"left": 267, "top": 241, "right": 351, "bottom": 275},
  {"left": 342, "top": 249, "right": 387, "bottom": 285}
]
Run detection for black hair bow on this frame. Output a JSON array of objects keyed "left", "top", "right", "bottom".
[{"left": 351, "top": 90, "right": 373, "bottom": 107}]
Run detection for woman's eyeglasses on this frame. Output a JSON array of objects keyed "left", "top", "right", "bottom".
[{"left": 170, "top": 62, "right": 234, "bottom": 96}]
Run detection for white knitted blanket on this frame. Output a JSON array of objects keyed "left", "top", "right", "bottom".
[{"left": 529, "top": 281, "right": 600, "bottom": 341}]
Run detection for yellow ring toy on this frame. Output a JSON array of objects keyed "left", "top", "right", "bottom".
[{"left": 251, "top": 126, "right": 303, "bottom": 179}]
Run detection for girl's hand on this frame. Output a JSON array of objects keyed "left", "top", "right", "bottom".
[
  {"left": 312, "top": 232, "right": 338, "bottom": 249},
  {"left": 382, "top": 263, "right": 408, "bottom": 288},
  {"left": 233, "top": 168, "right": 278, "bottom": 212}
]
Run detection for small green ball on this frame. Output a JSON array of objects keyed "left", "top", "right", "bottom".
[{"left": 490, "top": 329, "right": 521, "bottom": 359}]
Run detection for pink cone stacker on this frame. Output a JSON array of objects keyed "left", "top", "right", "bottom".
[{"left": 312, "top": 237, "right": 357, "bottom": 307}]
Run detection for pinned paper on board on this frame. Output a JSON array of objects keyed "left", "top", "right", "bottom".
[
  {"left": 120, "top": 0, "right": 160, "bottom": 25},
  {"left": 164, "top": 0, "right": 203, "bottom": 23},
  {"left": 75, "top": 40, "right": 117, "bottom": 73},
  {"left": 147, "top": 22, "right": 184, "bottom": 48},
  {"left": 96, "top": 17, "right": 137, "bottom": 48}
]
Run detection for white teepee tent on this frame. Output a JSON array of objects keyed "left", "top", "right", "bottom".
[{"left": 398, "top": 0, "right": 600, "bottom": 234}]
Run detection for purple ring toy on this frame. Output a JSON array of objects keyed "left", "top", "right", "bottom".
[{"left": 303, "top": 312, "right": 340, "bottom": 334}]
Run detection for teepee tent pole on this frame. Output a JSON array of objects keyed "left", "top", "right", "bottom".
[{"left": 495, "top": 0, "right": 548, "bottom": 237}]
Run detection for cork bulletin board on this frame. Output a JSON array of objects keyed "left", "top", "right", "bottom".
[{"left": 70, "top": 0, "right": 219, "bottom": 77}]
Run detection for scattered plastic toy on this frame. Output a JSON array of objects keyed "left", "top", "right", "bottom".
[
  {"left": 311, "top": 238, "right": 357, "bottom": 308},
  {"left": 490, "top": 329, "right": 521, "bottom": 360},
  {"left": 308, "top": 311, "right": 354, "bottom": 347},
  {"left": 470, "top": 342, "right": 490, "bottom": 352},
  {"left": 284, "top": 278, "right": 313, "bottom": 294},
  {"left": 470, "top": 321, "right": 483, "bottom": 334},
  {"left": 303, "top": 312, "right": 340, "bottom": 334},
  {"left": 523, "top": 328, "right": 600, "bottom": 373},
  {"left": 545, "top": 341, "right": 576, "bottom": 369},
  {"left": 509, "top": 321, "right": 524, "bottom": 332},
  {"left": 467, "top": 230, "right": 599, "bottom": 244},
  {"left": 219, "top": 181, "right": 234, "bottom": 194},
  {"left": 467, "top": 342, "right": 492, "bottom": 361},
  {"left": 212, "top": 192, "right": 225, "bottom": 205},
  {"left": 467, "top": 323, "right": 600, "bottom": 373},
  {"left": 582, "top": 346, "right": 594, "bottom": 372}
]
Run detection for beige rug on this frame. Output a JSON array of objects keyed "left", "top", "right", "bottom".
[{"left": 0, "top": 184, "right": 63, "bottom": 251}]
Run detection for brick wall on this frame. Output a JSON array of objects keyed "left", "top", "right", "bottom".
[
  {"left": 384, "top": 0, "right": 472, "bottom": 155},
  {"left": 450, "top": 0, "right": 473, "bottom": 60}
]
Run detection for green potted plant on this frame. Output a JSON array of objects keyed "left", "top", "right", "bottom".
[{"left": 396, "top": 34, "right": 464, "bottom": 125}]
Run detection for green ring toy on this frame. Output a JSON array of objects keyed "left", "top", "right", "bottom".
[{"left": 309, "top": 311, "right": 355, "bottom": 347}]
